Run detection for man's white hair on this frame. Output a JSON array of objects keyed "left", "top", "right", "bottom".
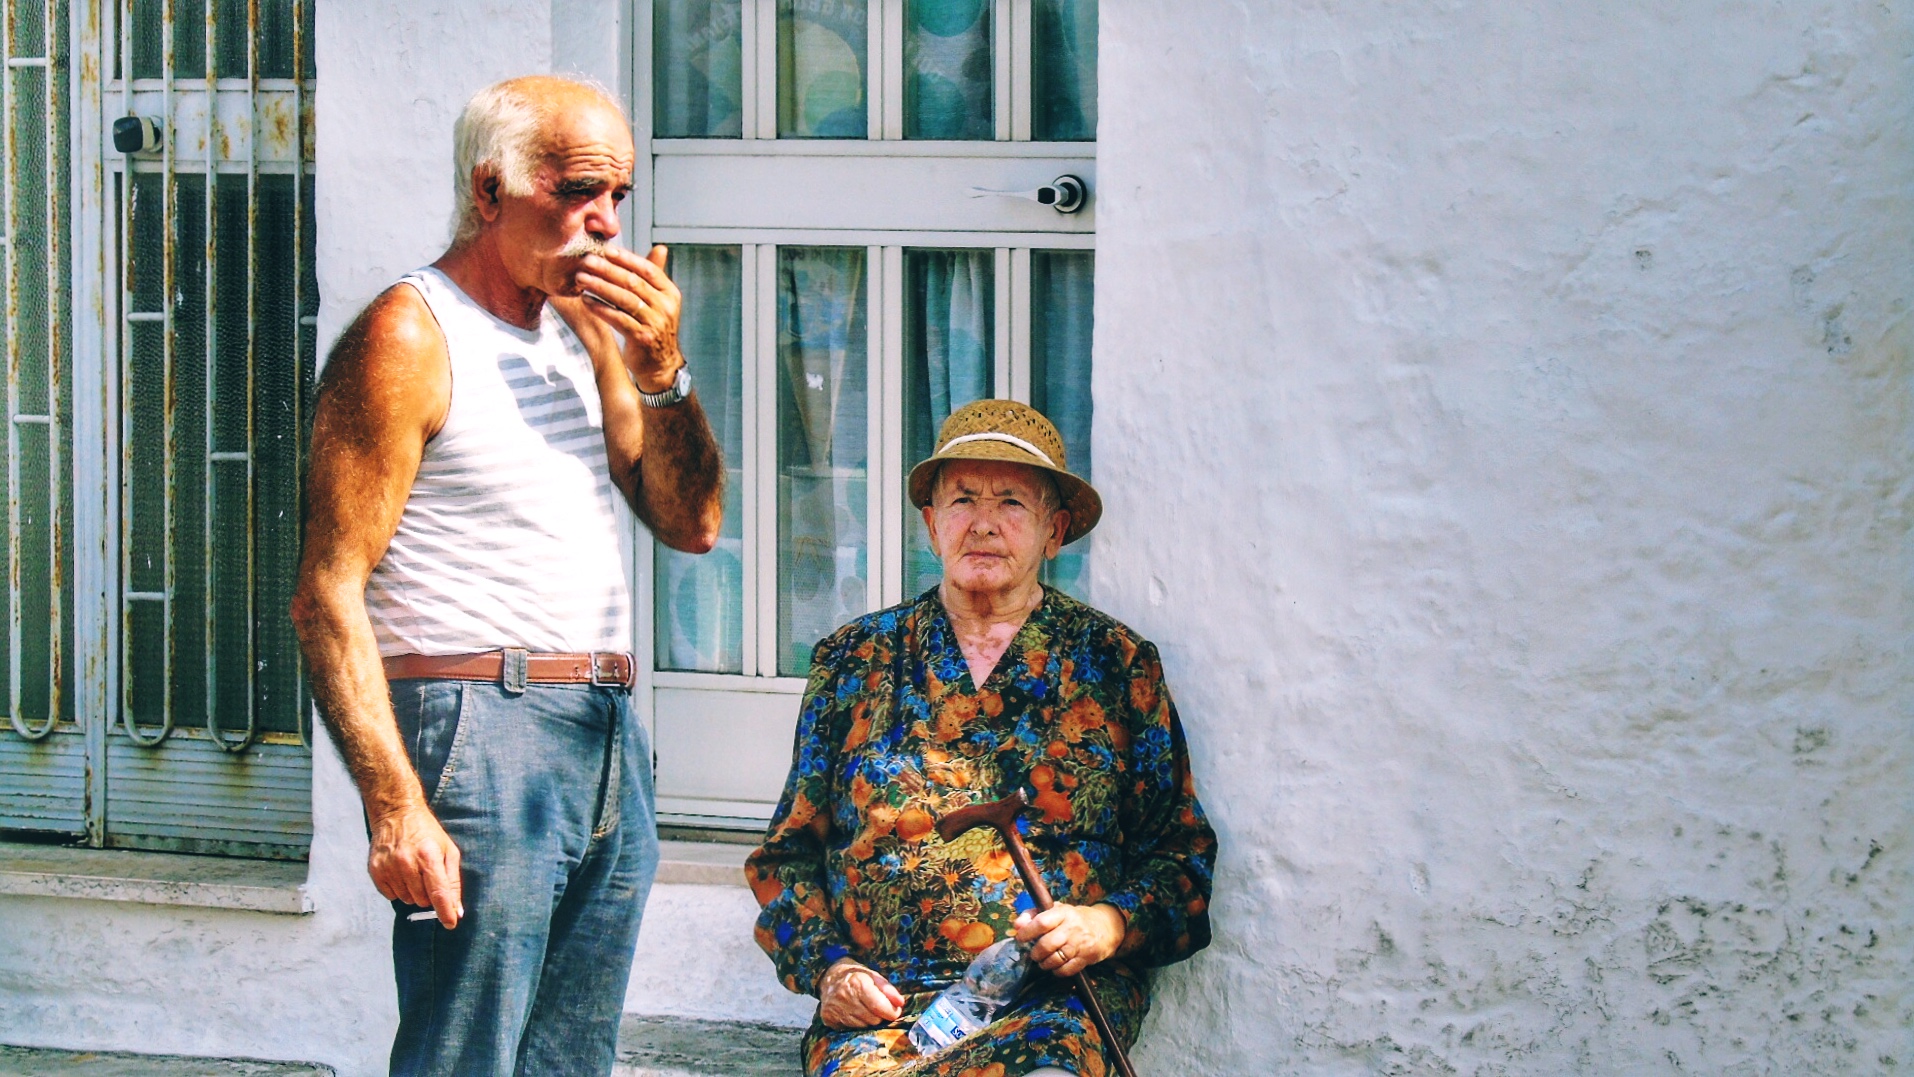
[{"left": 448, "top": 75, "right": 622, "bottom": 246}]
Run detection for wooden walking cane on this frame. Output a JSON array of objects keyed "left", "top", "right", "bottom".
[{"left": 936, "top": 791, "right": 1140, "bottom": 1077}]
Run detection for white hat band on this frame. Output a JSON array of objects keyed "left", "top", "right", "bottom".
[{"left": 936, "top": 431, "right": 1059, "bottom": 469}]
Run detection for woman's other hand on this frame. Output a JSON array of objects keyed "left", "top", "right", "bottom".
[
  {"left": 1015, "top": 904, "right": 1126, "bottom": 978},
  {"left": 819, "top": 958, "right": 907, "bottom": 1029}
]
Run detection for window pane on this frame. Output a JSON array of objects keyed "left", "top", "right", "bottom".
[
  {"left": 655, "top": 0, "right": 743, "bottom": 138},
  {"left": 1030, "top": 249, "right": 1092, "bottom": 598},
  {"left": 778, "top": 0, "right": 868, "bottom": 139},
  {"left": 777, "top": 247, "right": 867, "bottom": 675},
  {"left": 904, "top": 0, "right": 991, "bottom": 140},
  {"left": 903, "top": 249, "right": 992, "bottom": 598},
  {"left": 131, "top": 0, "right": 163, "bottom": 78},
  {"left": 256, "top": 0, "right": 296, "bottom": 79},
  {"left": 1032, "top": 0, "right": 1096, "bottom": 141},
  {"left": 252, "top": 174, "right": 309, "bottom": 736},
  {"left": 657, "top": 246, "right": 745, "bottom": 673},
  {"left": 174, "top": 0, "right": 206, "bottom": 79}
]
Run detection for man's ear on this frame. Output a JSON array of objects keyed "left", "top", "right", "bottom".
[{"left": 472, "top": 168, "right": 503, "bottom": 223}]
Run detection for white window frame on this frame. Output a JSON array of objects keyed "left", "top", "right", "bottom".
[{"left": 633, "top": 0, "right": 1094, "bottom": 830}]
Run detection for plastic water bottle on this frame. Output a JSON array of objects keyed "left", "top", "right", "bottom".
[{"left": 909, "top": 937, "right": 1033, "bottom": 1055}]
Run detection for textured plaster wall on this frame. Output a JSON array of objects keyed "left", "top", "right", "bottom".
[
  {"left": 3, "top": 2, "right": 1908, "bottom": 1075},
  {"left": 1094, "top": 2, "right": 1912, "bottom": 1074}
]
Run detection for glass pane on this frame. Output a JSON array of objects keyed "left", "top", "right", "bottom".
[
  {"left": 211, "top": 175, "right": 250, "bottom": 727},
  {"left": 1032, "top": 0, "right": 1096, "bottom": 141},
  {"left": 903, "top": 249, "right": 992, "bottom": 598},
  {"left": 904, "top": 0, "right": 990, "bottom": 139},
  {"left": 257, "top": 0, "right": 295, "bottom": 79},
  {"left": 253, "top": 175, "right": 304, "bottom": 734},
  {"left": 172, "top": 174, "right": 208, "bottom": 729},
  {"left": 174, "top": 0, "right": 206, "bottom": 79},
  {"left": 777, "top": 247, "right": 867, "bottom": 675},
  {"left": 216, "top": 0, "right": 248, "bottom": 77},
  {"left": 1029, "top": 249, "right": 1092, "bottom": 598},
  {"left": 777, "top": 0, "right": 867, "bottom": 139},
  {"left": 131, "top": 0, "right": 162, "bottom": 79},
  {"left": 12, "top": 0, "right": 48, "bottom": 57},
  {"left": 655, "top": 0, "right": 743, "bottom": 138},
  {"left": 656, "top": 246, "right": 745, "bottom": 673}
]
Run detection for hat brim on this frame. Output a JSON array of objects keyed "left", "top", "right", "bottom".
[{"left": 907, "top": 440, "right": 1102, "bottom": 545}]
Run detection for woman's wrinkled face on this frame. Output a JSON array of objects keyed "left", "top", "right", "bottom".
[{"left": 924, "top": 460, "right": 1070, "bottom": 599}]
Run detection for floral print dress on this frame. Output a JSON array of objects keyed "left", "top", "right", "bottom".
[{"left": 747, "top": 588, "right": 1217, "bottom": 1077}]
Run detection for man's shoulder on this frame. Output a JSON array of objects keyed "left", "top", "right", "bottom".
[{"left": 344, "top": 280, "right": 444, "bottom": 357}]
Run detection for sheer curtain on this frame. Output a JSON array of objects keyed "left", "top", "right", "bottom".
[
  {"left": 904, "top": 0, "right": 992, "bottom": 139},
  {"left": 656, "top": 247, "right": 745, "bottom": 672},
  {"left": 904, "top": 250, "right": 994, "bottom": 597},
  {"left": 1031, "top": 250, "right": 1093, "bottom": 598},
  {"left": 778, "top": 0, "right": 869, "bottom": 138},
  {"left": 1032, "top": 0, "right": 1096, "bottom": 141},
  {"left": 654, "top": 0, "right": 743, "bottom": 138},
  {"left": 778, "top": 248, "right": 869, "bottom": 674}
]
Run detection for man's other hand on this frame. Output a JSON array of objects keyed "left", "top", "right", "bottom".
[
  {"left": 575, "top": 244, "right": 684, "bottom": 393},
  {"left": 369, "top": 803, "right": 464, "bottom": 929},
  {"left": 818, "top": 958, "right": 906, "bottom": 1029}
]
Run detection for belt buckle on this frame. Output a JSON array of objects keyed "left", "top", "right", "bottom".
[{"left": 589, "top": 651, "right": 627, "bottom": 689}]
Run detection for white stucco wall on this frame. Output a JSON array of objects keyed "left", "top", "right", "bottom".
[
  {"left": 1096, "top": 2, "right": 1911, "bottom": 1073},
  {"left": 2, "top": 2, "right": 1907, "bottom": 1075}
]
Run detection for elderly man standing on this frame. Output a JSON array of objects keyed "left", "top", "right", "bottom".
[{"left": 291, "top": 76, "right": 721, "bottom": 1076}]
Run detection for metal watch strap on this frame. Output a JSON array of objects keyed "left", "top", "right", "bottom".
[{"left": 639, "top": 365, "right": 691, "bottom": 407}]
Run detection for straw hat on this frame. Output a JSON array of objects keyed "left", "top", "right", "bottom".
[{"left": 907, "top": 399, "right": 1102, "bottom": 545}]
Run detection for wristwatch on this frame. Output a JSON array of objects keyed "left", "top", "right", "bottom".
[{"left": 639, "top": 365, "right": 692, "bottom": 408}]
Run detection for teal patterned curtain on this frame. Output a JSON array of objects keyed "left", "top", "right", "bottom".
[
  {"left": 778, "top": 248, "right": 869, "bottom": 675},
  {"left": 1032, "top": 0, "right": 1096, "bottom": 141},
  {"left": 904, "top": 250, "right": 994, "bottom": 597},
  {"left": 656, "top": 247, "right": 745, "bottom": 672},
  {"left": 778, "top": 0, "right": 869, "bottom": 138},
  {"left": 654, "top": 0, "right": 744, "bottom": 138},
  {"left": 905, "top": 0, "right": 992, "bottom": 139},
  {"left": 1031, "top": 250, "right": 1093, "bottom": 598}
]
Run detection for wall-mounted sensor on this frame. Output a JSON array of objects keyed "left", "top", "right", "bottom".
[{"left": 112, "top": 115, "right": 162, "bottom": 155}]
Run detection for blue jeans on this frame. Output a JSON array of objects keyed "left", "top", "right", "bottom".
[{"left": 386, "top": 679, "right": 658, "bottom": 1077}]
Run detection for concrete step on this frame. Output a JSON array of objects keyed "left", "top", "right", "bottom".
[
  {"left": 0, "top": 1046, "right": 331, "bottom": 1076},
  {"left": 615, "top": 1015, "right": 806, "bottom": 1077},
  {"left": 1, "top": 1017, "right": 807, "bottom": 1077}
]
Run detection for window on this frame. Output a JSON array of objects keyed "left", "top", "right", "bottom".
[
  {"left": 0, "top": 0, "right": 316, "bottom": 860},
  {"left": 640, "top": 0, "right": 1097, "bottom": 830}
]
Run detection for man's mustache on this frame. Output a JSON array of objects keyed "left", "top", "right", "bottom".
[{"left": 559, "top": 234, "right": 609, "bottom": 259}]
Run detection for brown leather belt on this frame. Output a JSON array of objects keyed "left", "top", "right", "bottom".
[{"left": 383, "top": 650, "right": 635, "bottom": 692}]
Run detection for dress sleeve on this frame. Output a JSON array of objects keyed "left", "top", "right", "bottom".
[
  {"left": 1101, "top": 639, "right": 1218, "bottom": 967},
  {"left": 744, "top": 630, "right": 858, "bottom": 996}
]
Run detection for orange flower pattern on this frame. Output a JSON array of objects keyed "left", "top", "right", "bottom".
[{"left": 746, "top": 589, "right": 1216, "bottom": 1077}]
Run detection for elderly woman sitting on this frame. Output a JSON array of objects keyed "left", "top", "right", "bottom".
[{"left": 747, "top": 401, "right": 1217, "bottom": 1077}]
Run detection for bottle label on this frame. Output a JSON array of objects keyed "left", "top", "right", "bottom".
[{"left": 910, "top": 994, "right": 980, "bottom": 1054}]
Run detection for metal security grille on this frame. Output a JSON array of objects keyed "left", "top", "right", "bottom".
[
  {"left": 0, "top": 0, "right": 79, "bottom": 834},
  {"left": 107, "top": 0, "right": 315, "bottom": 856},
  {"left": 0, "top": 0, "right": 315, "bottom": 860}
]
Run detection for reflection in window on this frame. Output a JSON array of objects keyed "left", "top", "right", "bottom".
[
  {"left": 656, "top": 247, "right": 745, "bottom": 672},
  {"left": 1032, "top": 0, "right": 1096, "bottom": 141},
  {"left": 655, "top": 0, "right": 743, "bottom": 138},
  {"left": 778, "top": 0, "right": 868, "bottom": 139},
  {"left": 903, "top": 250, "right": 993, "bottom": 598},
  {"left": 1030, "top": 250, "right": 1093, "bottom": 598},
  {"left": 905, "top": 0, "right": 992, "bottom": 140},
  {"left": 778, "top": 248, "right": 868, "bottom": 674}
]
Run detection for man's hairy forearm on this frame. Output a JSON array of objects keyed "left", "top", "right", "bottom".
[
  {"left": 632, "top": 392, "right": 724, "bottom": 552},
  {"left": 293, "top": 582, "right": 425, "bottom": 820}
]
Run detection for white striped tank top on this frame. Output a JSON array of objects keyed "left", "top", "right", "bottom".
[{"left": 364, "top": 267, "right": 630, "bottom": 657}]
